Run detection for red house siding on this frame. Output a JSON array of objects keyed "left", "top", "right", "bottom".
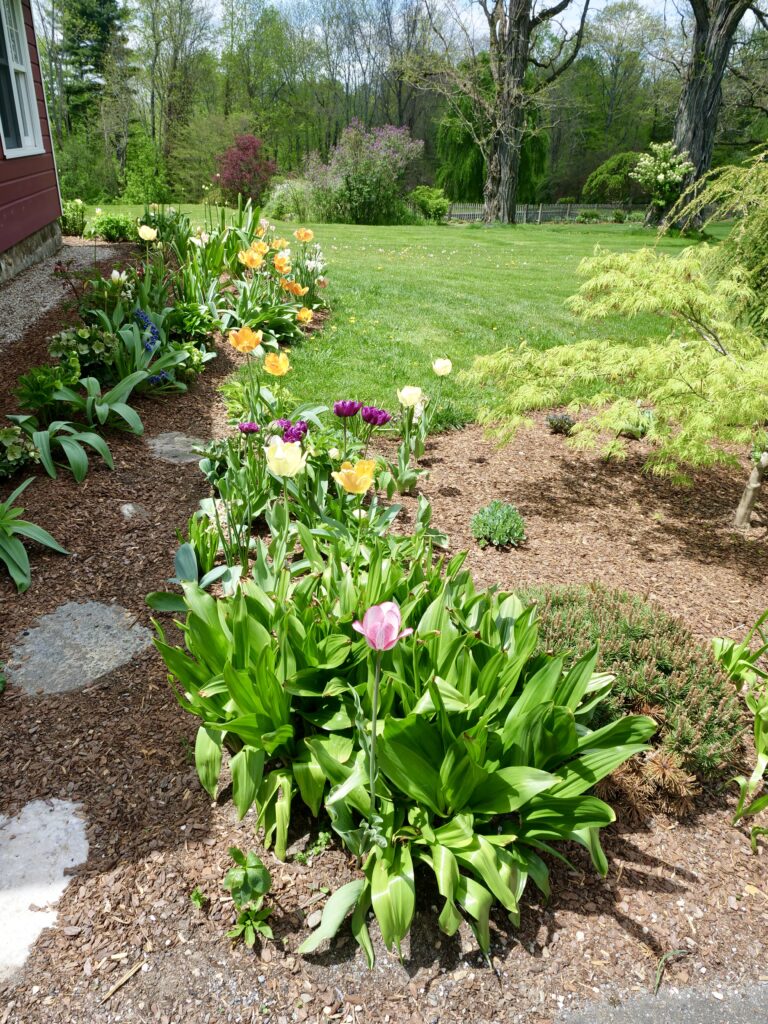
[{"left": 0, "top": 0, "right": 61, "bottom": 254}]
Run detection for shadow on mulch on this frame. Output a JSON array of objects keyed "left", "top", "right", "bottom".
[{"left": 413, "top": 420, "right": 768, "bottom": 639}]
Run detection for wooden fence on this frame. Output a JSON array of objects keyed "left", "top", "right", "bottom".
[{"left": 447, "top": 202, "right": 648, "bottom": 223}]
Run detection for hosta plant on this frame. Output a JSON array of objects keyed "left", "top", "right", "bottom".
[
  {"left": 153, "top": 539, "right": 655, "bottom": 963},
  {"left": 9, "top": 416, "right": 114, "bottom": 483},
  {"left": 0, "top": 478, "right": 68, "bottom": 591}
]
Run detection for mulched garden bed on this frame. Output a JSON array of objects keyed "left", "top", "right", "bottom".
[
  {"left": 1, "top": 289, "right": 767, "bottom": 1023},
  {"left": 415, "top": 419, "right": 768, "bottom": 641}
]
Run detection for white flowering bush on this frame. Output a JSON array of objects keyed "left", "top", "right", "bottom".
[{"left": 630, "top": 142, "right": 695, "bottom": 212}]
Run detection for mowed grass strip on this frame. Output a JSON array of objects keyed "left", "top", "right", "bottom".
[{"left": 265, "top": 221, "right": 693, "bottom": 414}]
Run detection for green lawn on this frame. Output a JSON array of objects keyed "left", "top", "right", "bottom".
[
  {"left": 84, "top": 203, "right": 218, "bottom": 226},
  {"left": 84, "top": 209, "right": 702, "bottom": 416},
  {"left": 272, "top": 221, "right": 694, "bottom": 414}
]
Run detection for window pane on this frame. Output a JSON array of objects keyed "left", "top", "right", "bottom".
[
  {"left": 0, "top": 18, "right": 22, "bottom": 150},
  {"left": 14, "top": 68, "right": 29, "bottom": 139},
  {"left": 2, "top": 0, "right": 23, "bottom": 66}
]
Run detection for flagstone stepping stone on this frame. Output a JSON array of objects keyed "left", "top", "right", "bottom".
[
  {"left": 147, "top": 431, "right": 205, "bottom": 464},
  {"left": 5, "top": 601, "right": 153, "bottom": 695},
  {"left": 0, "top": 799, "right": 88, "bottom": 981}
]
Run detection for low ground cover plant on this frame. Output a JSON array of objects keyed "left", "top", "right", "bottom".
[
  {"left": 471, "top": 500, "right": 526, "bottom": 548},
  {"left": 521, "top": 584, "right": 744, "bottom": 812}
]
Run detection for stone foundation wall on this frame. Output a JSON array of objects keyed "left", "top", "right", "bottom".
[{"left": 0, "top": 221, "right": 62, "bottom": 286}]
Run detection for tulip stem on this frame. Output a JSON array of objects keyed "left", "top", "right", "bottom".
[{"left": 369, "top": 651, "right": 382, "bottom": 821}]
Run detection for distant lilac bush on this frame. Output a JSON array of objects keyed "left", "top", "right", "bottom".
[{"left": 307, "top": 121, "right": 423, "bottom": 224}]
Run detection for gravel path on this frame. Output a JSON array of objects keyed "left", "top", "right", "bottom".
[{"left": 0, "top": 238, "right": 127, "bottom": 349}]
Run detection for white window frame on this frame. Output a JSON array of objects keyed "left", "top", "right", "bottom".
[{"left": 0, "top": 0, "right": 44, "bottom": 158}]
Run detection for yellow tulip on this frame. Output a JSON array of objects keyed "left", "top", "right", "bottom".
[
  {"left": 229, "top": 326, "right": 263, "bottom": 354},
  {"left": 332, "top": 460, "right": 376, "bottom": 494},
  {"left": 238, "top": 249, "right": 264, "bottom": 269},
  {"left": 265, "top": 438, "right": 306, "bottom": 478},
  {"left": 294, "top": 227, "right": 314, "bottom": 243},
  {"left": 272, "top": 237, "right": 290, "bottom": 250},
  {"left": 138, "top": 225, "right": 157, "bottom": 242},
  {"left": 273, "top": 254, "right": 292, "bottom": 275},
  {"left": 251, "top": 240, "right": 269, "bottom": 255},
  {"left": 264, "top": 351, "right": 291, "bottom": 376},
  {"left": 296, "top": 306, "right": 313, "bottom": 324}
]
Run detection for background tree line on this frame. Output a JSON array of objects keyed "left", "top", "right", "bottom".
[{"left": 33, "top": 0, "right": 768, "bottom": 214}]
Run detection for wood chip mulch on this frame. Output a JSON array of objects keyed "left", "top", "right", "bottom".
[{"left": 1, "top": 293, "right": 767, "bottom": 1024}]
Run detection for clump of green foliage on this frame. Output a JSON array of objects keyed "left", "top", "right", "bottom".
[
  {"left": 408, "top": 185, "right": 451, "bottom": 222},
  {"left": 576, "top": 209, "right": 602, "bottom": 223},
  {"left": 0, "top": 426, "right": 38, "bottom": 478},
  {"left": 60, "top": 199, "right": 87, "bottom": 236},
  {"left": 223, "top": 847, "right": 273, "bottom": 948},
  {"left": 86, "top": 213, "right": 138, "bottom": 242},
  {"left": 582, "top": 151, "right": 644, "bottom": 204},
  {"left": 546, "top": 412, "right": 575, "bottom": 436},
  {"left": 523, "top": 584, "right": 745, "bottom": 789},
  {"left": 471, "top": 499, "right": 526, "bottom": 548},
  {"left": 670, "top": 146, "right": 768, "bottom": 333},
  {"left": 0, "top": 478, "right": 68, "bottom": 592}
]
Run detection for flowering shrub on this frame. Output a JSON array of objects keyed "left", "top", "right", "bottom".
[
  {"left": 308, "top": 122, "right": 424, "bottom": 225},
  {"left": 407, "top": 185, "right": 450, "bottom": 222},
  {"left": 216, "top": 135, "right": 276, "bottom": 205},
  {"left": 630, "top": 142, "right": 695, "bottom": 213}
]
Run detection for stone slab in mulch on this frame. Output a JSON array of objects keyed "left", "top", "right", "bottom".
[
  {"left": 558, "top": 984, "right": 768, "bottom": 1023},
  {"left": 0, "top": 799, "right": 88, "bottom": 982},
  {"left": 5, "top": 601, "right": 153, "bottom": 695},
  {"left": 147, "top": 431, "right": 206, "bottom": 464}
]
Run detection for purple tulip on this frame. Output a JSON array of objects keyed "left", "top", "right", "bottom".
[
  {"left": 361, "top": 406, "right": 392, "bottom": 427},
  {"left": 238, "top": 421, "right": 260, "bottom": 434},
  {"left": 275, "top": 418, "right": 292, "bottom": 430},
  {"left": 334, "top": 400, "right": 363, "bottom": 418},
  {"left": 352, "top": 601, "right": 413, "bottom": 651},
  {"left": 283, "top": 420, "right": 308, "bottom": 443}
]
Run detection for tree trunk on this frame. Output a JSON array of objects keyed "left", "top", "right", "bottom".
[
  {"left": 673, "top": 1, "right": 751, "bottom": 183},
  {"left": 734, "top": 450, "right": 768, "bottom": 530},
  {"left": 483, "top": 128, "right": 523, "bottom": 223}
]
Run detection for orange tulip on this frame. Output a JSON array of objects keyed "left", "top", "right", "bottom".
[
  {"left": 294, "top": 227, "right": 314, "bottom": 243},
  {"left": 273, "top": 254, "right": 292, "bottom": 275},
  {"left": 264, "top": 351, "right": 291, "bottom": 376},
  {"left": 238, "top": 249, "right": 263, "bottom": 269},
  {"left": 229, "top": 326, "right": 263, "bottom": 354},
  {"left": 272, "top": 237, "right": 290, "bottom": 250},
  {"left": 251, "top": 240, "right": 269, "bottom": 256}
]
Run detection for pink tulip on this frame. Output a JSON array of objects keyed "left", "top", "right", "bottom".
[{"left": 353, "top": 601, "right": 413, "bottom": 651}]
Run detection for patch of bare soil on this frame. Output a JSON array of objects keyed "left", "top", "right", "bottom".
[
  {"left": 1, "top": 304, "right": 766, "bottom": 1023},
  {"left": 416, "top": 419, "right": 768, "bottom": 641}
]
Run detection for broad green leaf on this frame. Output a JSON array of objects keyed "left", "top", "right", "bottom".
[
  {"left": 370, "top": 845, "right": 415, "bottom": 954},
  {"left": 470, "top": 766, "right": 556, "bottom": 815},
  {"left": 195, "top": 725, "right": 222, "bottom": 797},
  {"left": 231, "top": 746, "right": 265, "bottom": 819},
  {"left": 298, "top": 879, "right": 366, "bottom": 954}
]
